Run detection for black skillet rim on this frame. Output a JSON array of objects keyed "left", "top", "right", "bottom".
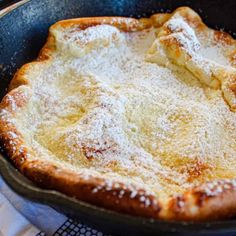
[{"left": 1, "top": 0, "right": 236, "bottom": 234}]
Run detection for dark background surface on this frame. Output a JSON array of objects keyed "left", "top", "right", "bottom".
[
  {"left": 1, "top": 1, "right": 236, "bottom": 235},
  {"left": 0, "top": 0, "right": 16, "bottom": 9}
]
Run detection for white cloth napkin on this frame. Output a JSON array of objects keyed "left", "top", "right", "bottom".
[{"left": 0, "top": 176, "right": 106, "bottom": 236}]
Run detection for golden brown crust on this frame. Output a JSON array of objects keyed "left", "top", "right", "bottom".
[
  {"left": 1, "top": 7, "right": 236, "bottom": 221},
  {"left": 166, "top": 180, "right": 236, "bottom": 220},
  {"left": 22, "top": 160, "right": 160, "bottom": 217}
]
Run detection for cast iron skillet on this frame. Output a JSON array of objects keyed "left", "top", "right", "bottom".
[{"left": 1, "top": 1, "right": 236, "bottom": 235}]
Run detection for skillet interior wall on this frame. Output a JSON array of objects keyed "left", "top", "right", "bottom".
[{"left": 0, "top": 0, "right": 236, "bottom": 100}]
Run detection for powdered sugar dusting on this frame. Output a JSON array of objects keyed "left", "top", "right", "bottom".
[
  {"left": 67, "top": 25, "right": 121, "bottom": 44},
  {"left": 147, "top": 14, "right": 236, "bottom": 110},
  {"left": 199, "top": 46, "right": 231, "bottom": 66},
  {"left": 55, "top": 24, "right": 124, "bottom": 57},
  {"left": 13, "top": 20, "right": 236, "bottom": 200},
  {"left": 165, "top": 16, "right": 230, "bottom": 67},
  {"left": 166, "top": 17, "right": 201, "bottom": 52}
]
